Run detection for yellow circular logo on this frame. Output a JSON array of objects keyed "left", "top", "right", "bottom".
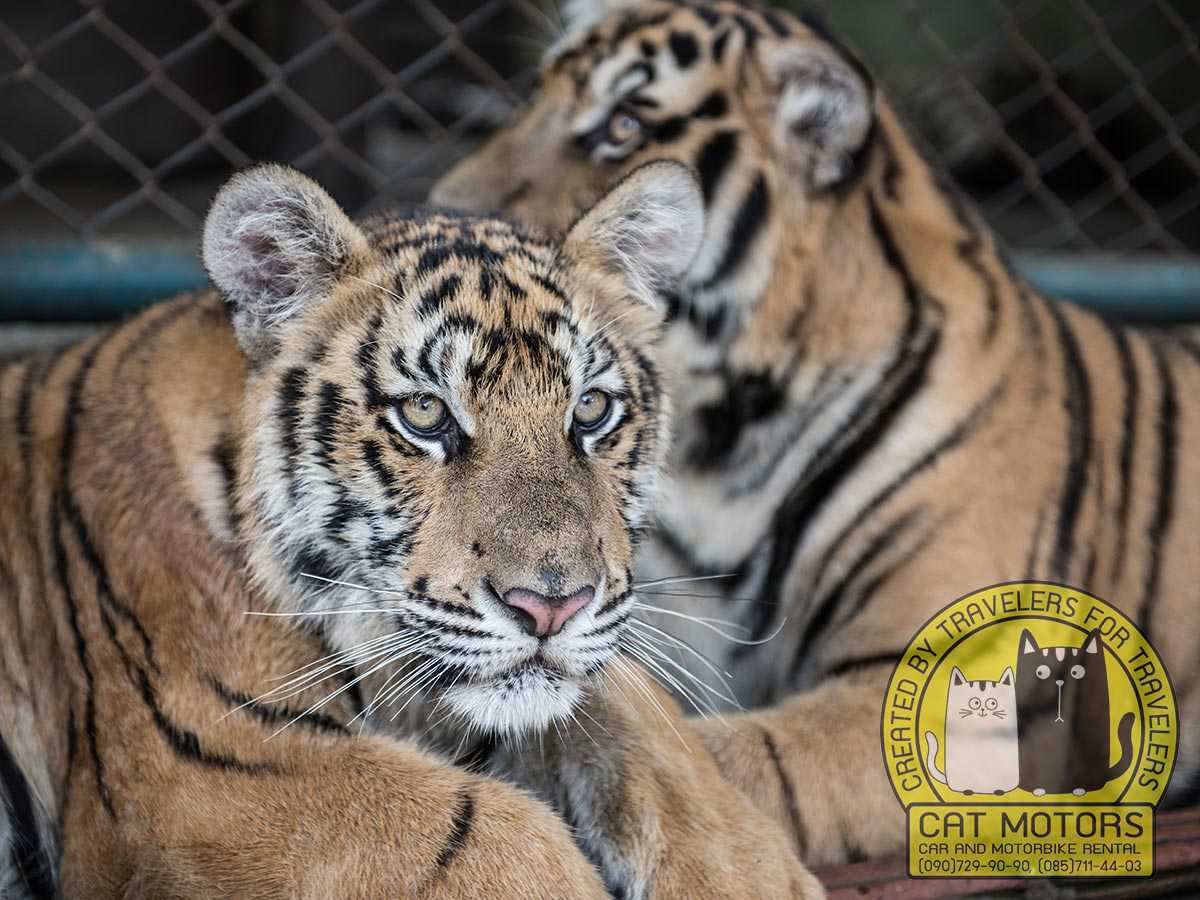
[{"left": 882, "top": 582, "right": 1177, "bottom": 878}]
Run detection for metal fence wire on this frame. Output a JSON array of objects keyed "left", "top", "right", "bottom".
[{"left": 1, "top": 0, "right": 1198, "bottom": 256}]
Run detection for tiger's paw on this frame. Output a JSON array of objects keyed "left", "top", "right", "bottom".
[{"left": 485, "top": 665, "right": 824, "bottom": 899}]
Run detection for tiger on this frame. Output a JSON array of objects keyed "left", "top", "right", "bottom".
[
  {"left": 0, "top": 161, "right": 820, "bottom": 898},
  {"left": 431, "top": 0, "right": 1200, "bottom": 865}
]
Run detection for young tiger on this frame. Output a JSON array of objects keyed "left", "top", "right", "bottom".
[
  {"left": 0, "top": 162, "right": 819, "bottom": 898},
  {"left": 432, "top": 0, "right": 1200, "bottom": 864}
]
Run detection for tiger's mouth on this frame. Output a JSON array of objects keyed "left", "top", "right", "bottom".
[{"left": 438, "top": 659, "right": 587, "bottom": 734}]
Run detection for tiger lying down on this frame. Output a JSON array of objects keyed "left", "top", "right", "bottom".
[
  {"left": 0, "top": 162, "right": 821, "bottom": 898},
  {"left": 432, "top": 0, "right": 1200, "bottom": 867}
]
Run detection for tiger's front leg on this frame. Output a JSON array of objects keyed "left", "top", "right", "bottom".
[
  {"left": 488, "top": 660, "right": 824, "bottom": 899},
  {"left": 63, "top": 731, "right": 610, "bottom": 899},
  {"left": 689, "top": 670, "right": 904, "bottom": 867}
]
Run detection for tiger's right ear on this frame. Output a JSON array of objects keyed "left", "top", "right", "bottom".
[
  {"left": 761, "top": 28, "right": 874, "bottom": 190},
  {"left": 203, "top": 164, "right": 369, "bottom": 362},
  {"left": 950, "top": 667, "right": 966, "bottom": 687}
]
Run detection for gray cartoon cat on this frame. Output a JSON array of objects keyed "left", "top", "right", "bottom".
[{"left": 925, "top": 667, "right": 1019, "bottom": 795}]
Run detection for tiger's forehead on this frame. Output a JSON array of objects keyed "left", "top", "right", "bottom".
[
  {"left": 359, "top": 212, "right": 572, "bottom": 326},
  {"left": 546, "top": 0, "right": 803, "bottom": 87},
  {"left": 332, "top": 210, "right": 622, "bottom": 403}
]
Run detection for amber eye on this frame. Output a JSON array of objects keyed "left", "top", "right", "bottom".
[
  {"left": 398, "top": 394, "right": 448, "bottom": 434},
  {"left": 573, "top": 390, "right": 612, "bottom": 431},
  {"left": 608, "top": 107, "right": 643, "bottom": 145}
]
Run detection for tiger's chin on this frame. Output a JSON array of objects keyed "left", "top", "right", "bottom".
[{"left": 441, "top": 665, "right": 584, "bottom": 735}]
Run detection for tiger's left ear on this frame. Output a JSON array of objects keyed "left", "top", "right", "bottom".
[
  {"left": 1082, "top": 629, "right": 1102, "bottom": 654},
  {"left": 563, "top": 160, "right": 704, "bottom": 309},
  {"left": 999, "top": 667, "right": 1014, "bottom": 686},
  {"left": 761, "top": 35, "right": 874, "bottom": 190}
]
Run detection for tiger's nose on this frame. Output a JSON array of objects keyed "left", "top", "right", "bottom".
[{"left": 501, "top": 585, "right": 595, "bottom": 637}]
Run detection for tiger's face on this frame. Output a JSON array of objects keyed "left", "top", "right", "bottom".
[
  {"left": 203, "top": 162, "right": 702, "bottom": 733},
  {"left": 432, "top": 0, "right": 874, "bottom": 308}
]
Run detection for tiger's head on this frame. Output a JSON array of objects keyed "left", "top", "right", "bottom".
[
  {"left": 202, "top": 161, "right": 702, "bottom": 734},
  {"left": 432, "top": 0, "right": 877, "bottom": 315}
]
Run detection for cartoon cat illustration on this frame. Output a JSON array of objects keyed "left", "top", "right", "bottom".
[
  {"left": 1016, "top": 628, "right": 1135, "bottom": 796},
  {"left": 925, "top": 667, "right": 1019, "bottom": 795}
]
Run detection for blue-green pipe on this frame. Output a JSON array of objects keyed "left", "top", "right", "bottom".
[
  {"left": 0, "top": 243, "right": 206, "bottom": 322},
  {"left": 0, "top": 243, "right": 1198, "bottom": 323}
]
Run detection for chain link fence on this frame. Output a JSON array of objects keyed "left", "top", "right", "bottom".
[{"left": 0, "top": 1, "right": 1197, "bottom": 320}]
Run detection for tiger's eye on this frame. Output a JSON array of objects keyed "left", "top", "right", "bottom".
[
  {"left": 1035, "top": 664, "right": 1051, "bottom": 680},
  {"left": 609, "top": 108, "right": 642, "bottom": 144},
  {"left": 573, "top": 390, "right": 612, "bottom": 430},
  {"left": 1070, "top": 664, "right": 1085, "bottom": 680},
  {"left": 399, "top": 394, "right": 448, "bottom": 433}
]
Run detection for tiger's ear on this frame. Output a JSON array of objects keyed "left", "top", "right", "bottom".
[
  {"left": 761, "top": 31, "right": 874, "bottom": 190},
  {"left": 950, "top": 667, "right": 965, "bottom": 687},
  {"left": 203, "top": 164, "right": 369, "bottom": 362},
  {"left": 1082, "top": 629, "right": 1101, "bottom": 654},
  {"left": 563, "top": 160, "right": 703, "bottom": 309},
  {"left": 999, "top": 667, "right": 1014, "bottom": 686},
  {"left": 1021, "top": 629, "right": 1040, "bottom": 655}
]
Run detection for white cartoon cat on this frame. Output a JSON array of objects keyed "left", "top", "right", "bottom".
[{"left": 925, "top": 666, "right": 1019, "bottom": 795}]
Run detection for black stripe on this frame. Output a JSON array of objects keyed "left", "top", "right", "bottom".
[
  {"left": 791, "top": 511, "right": 921, "bottom": 680},
  {"left": 417, "top": 274, "right": 462, "bottom": 318},
  {"left": 805, "top": 375, "right": 1007, "bottom": 605},
  {"left": 691, "top": 90, "right": 727, "bottom": 119},
  {"left": 136, "top": 670, "right": 274, "bottom": 773},
  {"left": 1106, "top": 322, "right": 1138, "bottom": 584},
  {"left": 701, "top": 173, "right": 769, "bottom": 289},
  {"left": 761, "top": 728, "right": 807, "bottom": 858},
  {"left": 827, "top": 651, "right": 902, "bottom": 679},
  {"left": 62, "top": 486, "right": 161, "bottom": 677},
  {"left": 710, "top": 27, "right": 731, "bottom": 62},
  {"left": 277, "top": 366, "right": 309, "bottom": 499},
  {"left": 695, "top": 130, "right": 738, "bottom": 204},
  {"left": 733, "top": 13, "right": 759, "bottom": 52},
  {"left": 689, "top": 372, "right": 786, "bottom": 468},
  {"left": 50, "top": 496, "right": 113, "bottom": 818},
  {"left": 738, "top": 194, "right": 940, "bottom": 645},
  {"left": 667, "top": 31, "right": 699, "bottom": 68},
  {"left": 206, "top": 677, "right": 350, "bottom": 736},
  {"left": 1140, "top": 340, "right": 1177, "bottom": 637},
  {"left": 435, "top": 788, "right": 475, "bottom": 870},
  {"left": 1045, "top": 304, "right": 1092, "bottom": 579},
  {"left": 838, "top": 525, "right": 938, "bottom": 640},
  {"left": 761, "top": 9, "right": 791, "bottom": 37},
  {"left": 51, "top": 341, "right": 116, "bottom": 818},
  {"left": 211, "top": 433, "right": 242, "bottom": 537},
  {"left": 0, "top": 730, "right": 55, "bottom": 899}
]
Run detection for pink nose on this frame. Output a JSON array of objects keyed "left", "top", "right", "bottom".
[{"left": 501, "top": 586, "right": 595, "bottom": 637}]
